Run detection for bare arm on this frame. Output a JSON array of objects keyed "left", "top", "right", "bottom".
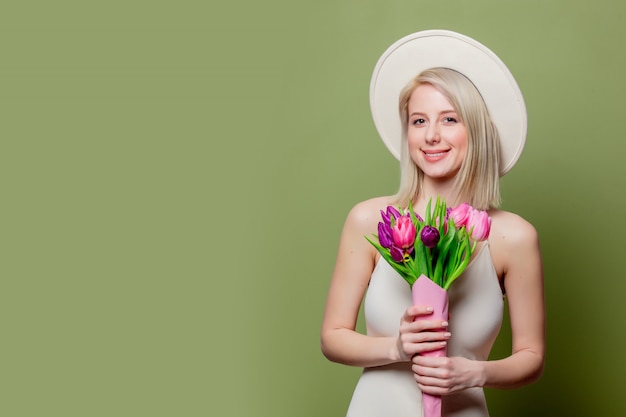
[{"left": 480, "top": 213, "right": 545, "bottom": 388}]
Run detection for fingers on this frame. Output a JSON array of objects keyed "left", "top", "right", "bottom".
[
  {"left": 412, "top": 356, "right": 479, "bottom": 396},
  {"left": 398, "top": 324, "right": 450, "bottom": 358},
  {"left": 401, "top": 317, "right": 449, "bottom": 335},
  {"left": 409, "top": 341, "right": 449, "bottom": 357},
  {"left": 402, "top": 305, "right": 447, "bottom": 328},
  {"left": 397, "top": 305, "right": 450, "bottom": 359},
  {"left": 411, "top": 357, "right": 454, "bottom": 395},
  {"left": 415, "top": 380, "right": 450, "bottom": 396},
  {"left": 403, "top": 305, "right": 434, "bottom": 321}
]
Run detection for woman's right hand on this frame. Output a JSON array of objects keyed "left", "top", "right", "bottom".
[{"left": 396, "top": 305, "right": 451, "bottom": 361}]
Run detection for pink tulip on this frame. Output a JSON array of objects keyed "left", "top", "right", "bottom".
[
  {"left": 448, "top": 203, "right": 471, "bottom": 227},
  {"left": 391, "top": 215, "right": 416, "bottom": 249},
  {"left": 467, "top": 208, "right": 491, "bottom": 241}
]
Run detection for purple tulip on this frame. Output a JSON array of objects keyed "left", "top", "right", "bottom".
[
  {"left": 449, "top": 203, "right": 471, "bottom": 227},
  {"left": 390, "top": 246, "right": 405, "bottom": 262},
  {"left": 467, "top": 208, "right": 491, "bottom": 241},
  {"left": 381, "top": 206, "right": 402, "bottom": 226},
  {"left": 420, "top": 225, "right": 440, "bottom": 248},
  {"left": 378, "top": 222, "right": 393, "bottom": 249}
]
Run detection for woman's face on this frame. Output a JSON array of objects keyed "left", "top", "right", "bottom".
[{"left": 407, "top": 84, "right": 468, "bottom": 182}]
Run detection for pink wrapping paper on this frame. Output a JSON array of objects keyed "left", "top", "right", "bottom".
[{"left": 411, "top": 275, "right": 449, "bottom": 417}]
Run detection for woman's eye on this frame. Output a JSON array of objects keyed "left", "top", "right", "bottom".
[
  {"left": 443, "top": 117, "right": 458, "bottom": 123},
  {"left": 412, "top": 118, "right": 425, "bottom": 126}
]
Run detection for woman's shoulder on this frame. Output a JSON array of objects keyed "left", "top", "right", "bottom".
[
  {"left": 344, "top": 195, "right": 397, "bottom": 231},
  {"left": 488, "top": 209, "right": 540, "bottom": 250},
  {"left": 350, "top": 195, "right": 397, "bottom": 215},
  {"left": 336, "top": 196, "right": 398, "bottom": 261}
]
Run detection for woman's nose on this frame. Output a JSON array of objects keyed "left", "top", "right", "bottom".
[{"left": 425, "top": 124, "right": 440, "bottom": 144}]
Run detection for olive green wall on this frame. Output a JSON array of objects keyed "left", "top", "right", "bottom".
[{"left": 2, "top": 1, "right": 624, "bottom": 416}]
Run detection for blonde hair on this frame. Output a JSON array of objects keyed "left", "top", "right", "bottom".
[{"left": 394, "top": 68, "right": 501, "bottom": 210}]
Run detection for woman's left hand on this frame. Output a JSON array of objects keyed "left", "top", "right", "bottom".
[{"left": 411, "top": 355, "right": 485, "bottom": 395}]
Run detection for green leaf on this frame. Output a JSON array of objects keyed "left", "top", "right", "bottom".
[
  {"left": 444, "top": 238, "right": 473, "bottom": 290},
  {"left": 416, "top": 238, "right": 430, "bottom": 279}
]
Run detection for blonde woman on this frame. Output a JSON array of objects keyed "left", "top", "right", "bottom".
[{"left": 321, "top": 31, "right": 544, "bottom": 417}]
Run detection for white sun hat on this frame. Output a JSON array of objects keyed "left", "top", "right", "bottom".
[{"left": 369, "top": 29, "right": 527, "bottom": 175}]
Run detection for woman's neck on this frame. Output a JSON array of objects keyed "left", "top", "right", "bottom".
[{"left": 412, "top": 178, "right": 461, "bottom": 214}]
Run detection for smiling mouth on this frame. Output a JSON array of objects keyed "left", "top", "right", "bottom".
[{"left": 423, "top": 150, "right": 449, "bottom": 157}]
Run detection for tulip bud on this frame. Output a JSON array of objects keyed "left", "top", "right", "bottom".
[
  {"left": 378, "top": 222, "right": 393, "bottom": 249},
  {"left": 420, "top": 225, "right": 440, "bottom": 248},
  {"left": 391, "top": 215, "right": 416, "bottom": 249},
  {"left": 449, "top": 203, "right": 471, "bottom": 227},
  {"left": 467, "top": 208, "right": 491, "bottom": 241},
  {"left": 390, "top": 245, "right": 405, "bottom": 262},
  {"left": 381, "top": 206, "right": 402, "bottom": 227}
]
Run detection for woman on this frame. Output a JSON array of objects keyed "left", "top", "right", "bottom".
[{"left": 321, "top": 30, "right": 545, "bottom": 417}]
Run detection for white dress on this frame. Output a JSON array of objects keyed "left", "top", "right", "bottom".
[{"left": 346, "top": 244, "right": 503, "bottom": 417}]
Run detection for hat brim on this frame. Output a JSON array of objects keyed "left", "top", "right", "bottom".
[{"left": 369, "top": 30, "right": 527, "bottom": 175}]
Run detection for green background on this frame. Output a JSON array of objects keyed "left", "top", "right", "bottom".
[{"left": 1, "top": 1, "right": 624, "bottom": 416}]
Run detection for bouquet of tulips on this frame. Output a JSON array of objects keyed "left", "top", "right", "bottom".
[
  {"left": 366, "top": 197, "right": 491, "bottom": 417},
  {"left": 366, "top": 197, "right": 491, "bottom": 290}
]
